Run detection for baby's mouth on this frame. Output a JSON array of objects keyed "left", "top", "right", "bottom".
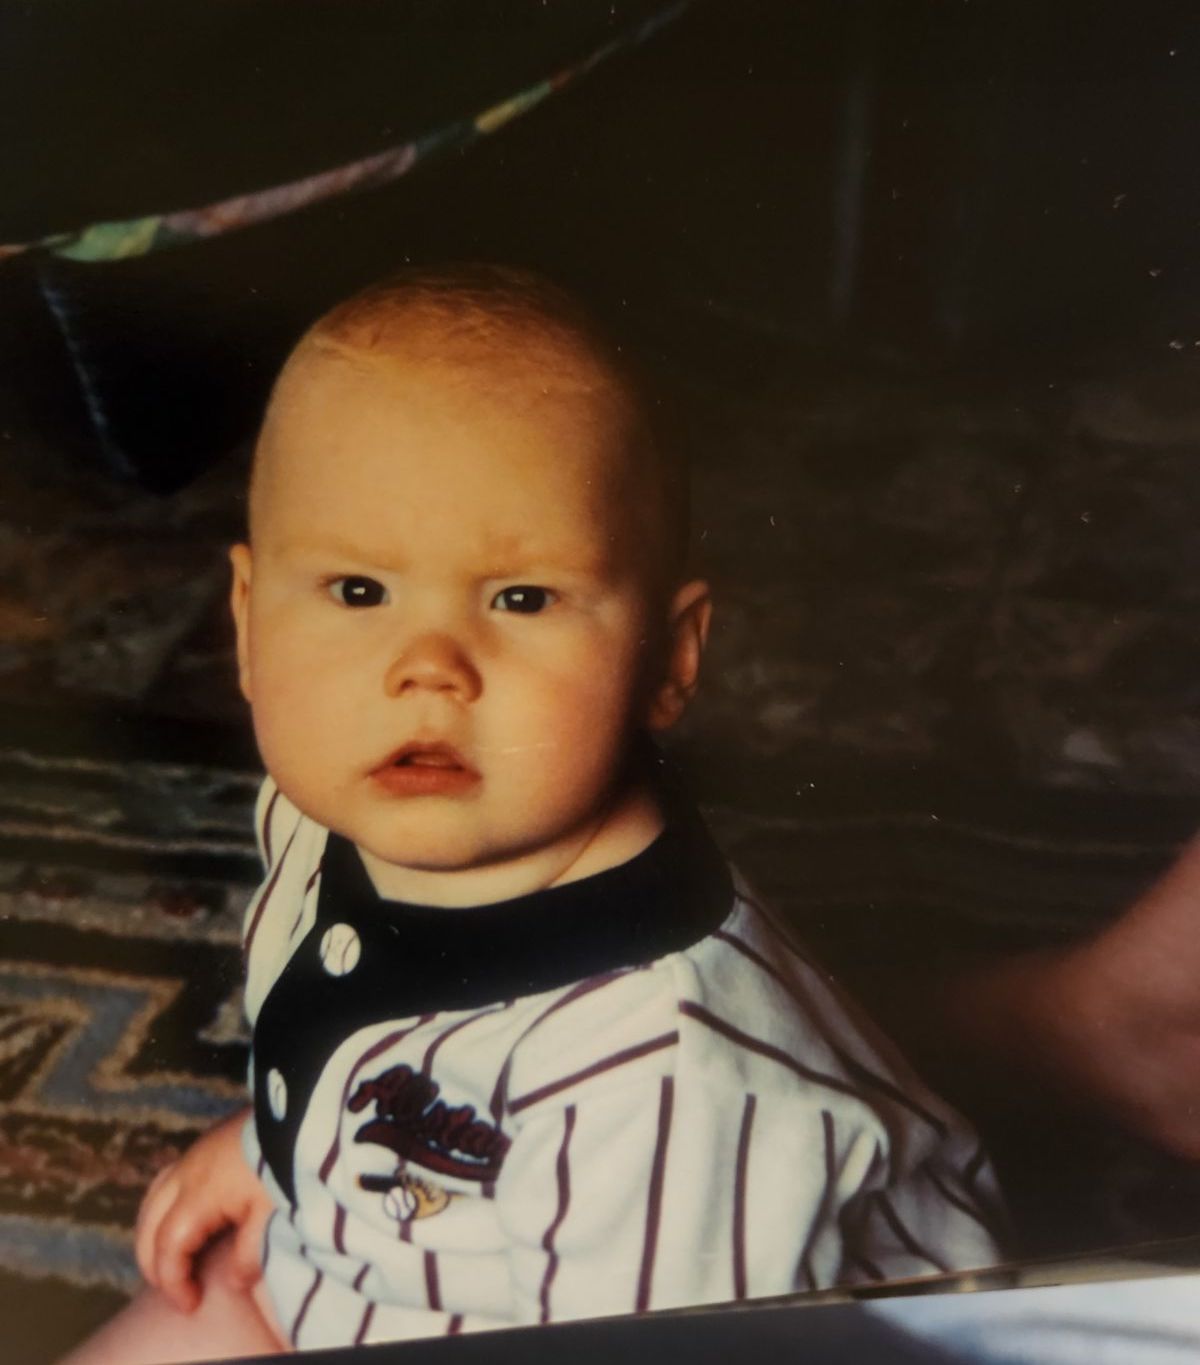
[
  {"left": 371, "top": 742, "right": 480, "bottom": 792},
  {"left": 384, "top": 742, "right": 473, "bottom": 769},
  {"left": 396, "top": 750, "right": 457, "bottom": 769}
]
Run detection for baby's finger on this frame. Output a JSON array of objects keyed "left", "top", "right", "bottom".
[
  {"left": 154, "top": 1205, "right": 217, "bottom": 1313},
  {"left": 140, "top": 1163, "right": 175, "bottom": 1204},
  {"left": 134, "top": 1169, "right": 180, "bottom": 1287},
  {"left": 229, "top": 1206, "right": 270, "bottom": 1287}
]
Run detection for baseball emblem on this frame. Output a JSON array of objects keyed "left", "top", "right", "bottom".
[
  {"left": 267, "top": 1068, "right": 288, "bottom": 1120},
  {"left": 381, "top": 1172, "right": 453, "bottom": 1222},
  {"left": 319, "top": 923, "right": 362, "bottom": 976}
]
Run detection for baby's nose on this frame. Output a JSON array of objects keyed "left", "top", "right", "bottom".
[{"left": 383, "top": 632, "right": 482, "bottom": 702}]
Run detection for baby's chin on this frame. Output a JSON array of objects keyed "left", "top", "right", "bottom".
[{"left": 350, "top": 826, "right": 554, "bottom": 905}]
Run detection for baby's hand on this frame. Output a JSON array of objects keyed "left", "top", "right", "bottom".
[{"left": 135, "top": 1107, "right": 272, "bottom": 1313}]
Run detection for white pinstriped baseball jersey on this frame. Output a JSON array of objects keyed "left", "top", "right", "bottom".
[{"left": 240, "top": 776, "right": 1004, "bottom": 1352}]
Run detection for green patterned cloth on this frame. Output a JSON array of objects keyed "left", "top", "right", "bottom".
[{"left": 0, "top": 2, "right": 687, "bottom": 265}]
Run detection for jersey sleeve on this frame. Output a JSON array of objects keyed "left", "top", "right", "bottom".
[
  {"left": 489, "top": 926, "right": 1005, "bottom": 1325},
  {"left": 490, "top": 961, "right": 898, "bottom": 1325},
  {"left": 707, "top": 890, "right": 1007, "bottom": 1288},
  {"left": 495, "top": 1069, "right": 1001, "bottom": 1323},
  {"left": 833, "top": 1136, "right": 1005, "bottom": 1286}
]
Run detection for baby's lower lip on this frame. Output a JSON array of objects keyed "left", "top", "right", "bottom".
[{"left": 371, "top": 755, "right": 480, "bottom": 797}]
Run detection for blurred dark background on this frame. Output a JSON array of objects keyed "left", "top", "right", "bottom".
[{"left": 6, "top": 0, "right": 1200, "bottom": 488}]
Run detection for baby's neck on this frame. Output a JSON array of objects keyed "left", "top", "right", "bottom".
[{"left": 357, "top": 781, "right": 665, "bottom": 909}]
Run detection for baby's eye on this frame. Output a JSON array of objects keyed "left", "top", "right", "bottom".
[
  {"left": 491, "top": 585, "right": 555, "bottom": 614},
  {"left": 328, "top": 576, "right": 389, "bottom": 607}
]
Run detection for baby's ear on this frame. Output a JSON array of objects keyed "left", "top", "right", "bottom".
[
  {"left": 646, "top": 579, "right": 712, "bottom": 731},
  {"left": 229, "top": 544, "right": 254, "bottom": 703}
]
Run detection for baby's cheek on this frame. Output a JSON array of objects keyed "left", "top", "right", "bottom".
[
  {"left": 250, "top": 670, "right": 314, "bottom": 742},
  {"left": 513, "top": 663, "right": 625, "bottom": 731},
  {"left": 541, "top": 679, "right": 642, "bottom": 775},
  {"left": 249, "top": 675, "right": 339, "bottom": 787}
]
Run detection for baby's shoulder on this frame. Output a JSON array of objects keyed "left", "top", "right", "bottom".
[
  {"left": 674, "top": 885, "right": 849, "bottom": 1038},
  {"left": 500, "top": 886, "right": 893, "bottom": 1126},
  {"left": 501, "top": 963, "right": 685, "bottom": 1120},
  {"left": 669, "top": 886, "right": 968, "bottom": 1146},
  {"left": 665, "top": 893, "right": 851, "bottom": 1064}
]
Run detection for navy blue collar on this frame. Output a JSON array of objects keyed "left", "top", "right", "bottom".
[{"left": 317, "top": 796, "right": 733, "bottom": 1010}]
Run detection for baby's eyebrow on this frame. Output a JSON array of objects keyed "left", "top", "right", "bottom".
[
  {"left": 481, "top": 530, "right": 623, "bottom": 578},
  {"left": 271, "top": 532, "right": 407, "bottom": 570},
  {"left": 483, "top": 553, "right": 618, "bottom": 583},
  {"left": 269, "top": 529, "right": 624, "bottom": 582}
]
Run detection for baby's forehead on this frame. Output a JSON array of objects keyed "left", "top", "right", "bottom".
[
  {"left": 269, "top": 334, "right": 640, "bottom": 466},
  {"left": 255, "top": 341, "right": 644, "bottom": 513}
]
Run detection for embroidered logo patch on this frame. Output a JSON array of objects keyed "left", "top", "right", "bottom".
[
  {"left": 360, "top": 1169, "right": 454, "bottom": 1221},
  {"left": 349, "top": 1063, "right": 510, "bottom": 1182}
]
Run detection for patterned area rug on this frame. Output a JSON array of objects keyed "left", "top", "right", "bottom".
[
  {"left": 0, "top": 711, "right": 261, "bottom": 1362},
  {"left": 6, "top": 709, "right": 1200, "bottom": 1362}
]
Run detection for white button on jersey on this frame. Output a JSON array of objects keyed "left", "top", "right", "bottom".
[
  {"left": 267, "top": 1068, "right": 288, "bottom": 1120},
  {"left": 319, "top": 923, "right": 362, "bottom": 976}
]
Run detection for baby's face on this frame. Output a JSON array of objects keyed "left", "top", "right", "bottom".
[{"left": 232, "top": 348, "right": 679, "bottom": 900}]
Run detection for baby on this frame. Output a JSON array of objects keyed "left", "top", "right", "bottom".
[{"left": 65, "top": 265, "right": 1003, "bottom": 1363}]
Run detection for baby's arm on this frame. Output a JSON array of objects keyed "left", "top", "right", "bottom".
[
  {"left": 496, "top": 1072, "right": 998, "bottom": 1320},
  {"left": 135, "top": 1108, "right": 273, "bottom": 1312}
]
